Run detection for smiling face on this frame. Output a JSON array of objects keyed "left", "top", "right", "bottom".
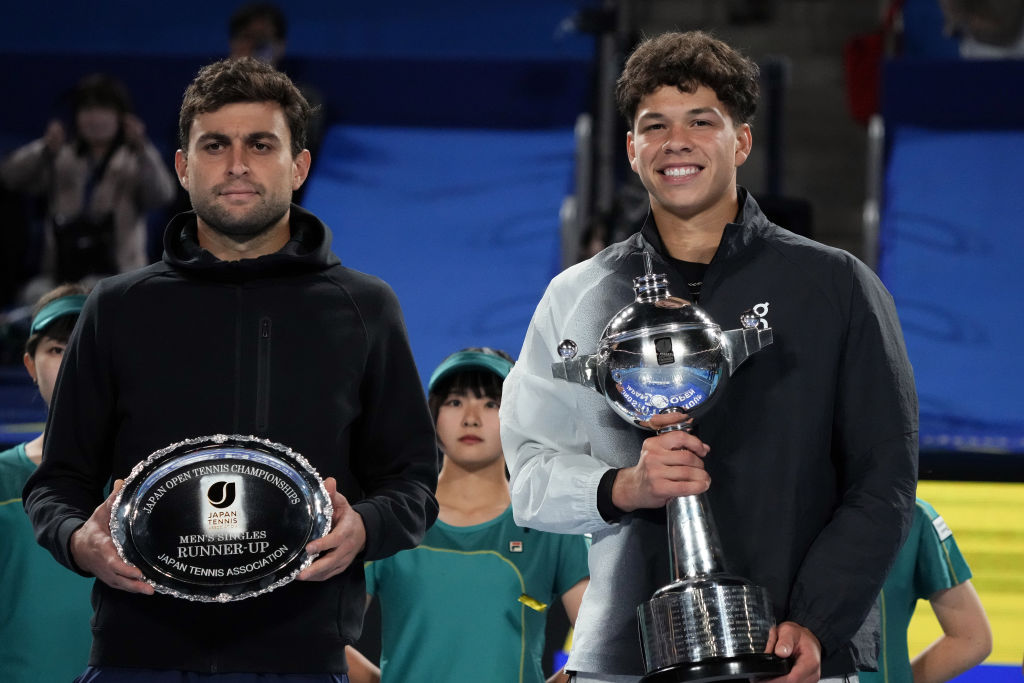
[
  {"left": 627, "top": 84, "right": 752, "bottom": 229},
  {"left": 175, "top": 101, "right": 309, "bottom": 250},
  {"left": 435, "top": 391, "right": 504, "bottom": 472}
]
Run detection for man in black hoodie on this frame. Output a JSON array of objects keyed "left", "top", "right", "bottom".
[{"left": 24, "top": 57, "right": 439, "bottom": 682}]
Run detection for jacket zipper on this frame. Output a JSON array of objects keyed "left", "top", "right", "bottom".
[{"left": 255, "top": 317, "right": 272, "bottom": 433}]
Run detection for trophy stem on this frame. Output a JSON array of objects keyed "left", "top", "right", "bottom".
[
  {"left": 656, "top": 417, "right": 729, "bottom": 586},
  {"left": 664, "top": 493, "right": 730, "bottom": 586}
]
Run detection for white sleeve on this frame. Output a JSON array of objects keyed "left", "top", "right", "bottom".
[{"left": 500, "top": 288, "right": 614, "bottom": 535}]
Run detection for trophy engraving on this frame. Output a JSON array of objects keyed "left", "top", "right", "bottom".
[
  {"left": 552, "top": 254, "right": 789, "bottom": 682},
  {"left": 110, "top": 435, "right": 332, "bottom": 603}
]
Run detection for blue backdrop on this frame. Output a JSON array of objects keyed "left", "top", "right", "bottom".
[
  {"left": 879, "top": 60, "right": 1024, "bottom": 460},
  {"left": 303, "top": 124, "right": 571, "bottom": 386},
  {"left": 879, "top": 126, "right": 1024, "bottom": 452}
]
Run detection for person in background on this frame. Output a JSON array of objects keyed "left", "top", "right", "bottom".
[
  {"left": 227, "top": 1, "right": 284, "bottom": 65},
  {"left": 229, "top": 2, "right": 288, "bottom": 65},
  {"left": 0, "top": 74, "right": 177, "bottom": 302},
  {"left": 356, "top": 348, "right": 589, "bottom": 683},
  {"left": 860, "top": 499, "right": 991, "bottom": 683},
  {"left": 939, "top": 0, "right": 1024, "bottom": 57},
  {"left": 228, "top": 2, "right": 324, "bottom": 201},
  {"left": 0, "top": 283, "right": 92, "bottom": 683}
]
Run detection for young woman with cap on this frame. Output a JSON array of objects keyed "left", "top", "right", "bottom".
[
  {"left": 355, "top": 348, "right": 590, "bottom": 683},
  {"left": 0, "top": 283, "right": 93, "bottom": 683}
]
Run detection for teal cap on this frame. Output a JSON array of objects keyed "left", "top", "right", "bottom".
[
  {"left": 30, "top": 294, "right": 87, "bottom": 335},
  {"left": 428, "top": 350, "right": 514, "bottom": 393}
]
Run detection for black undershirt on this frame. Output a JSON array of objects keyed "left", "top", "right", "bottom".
[{"left": 665, "top": 256, "right": 708, "bottom": 302}]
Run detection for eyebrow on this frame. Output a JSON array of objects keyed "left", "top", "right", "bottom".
[
  {"left": 194, "top": 131, "right": 282, "bottom": 146},
  {"left": 637, "top": 107, "right": 724, "bottom": 121}
]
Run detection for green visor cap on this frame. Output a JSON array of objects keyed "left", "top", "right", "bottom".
[
  {"left": 30, "top": 294, "right": 88, "bottom": 335},
  {"left": 428, "top": 351, "right": 514, "bottom": 392}
]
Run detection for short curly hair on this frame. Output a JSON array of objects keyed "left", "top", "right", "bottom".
[
  {"left": 178, "top": 57, "right": 311, "bottom": 156},
  {"left": 615, "top": 31, "right": 760, "bottom": 129}
]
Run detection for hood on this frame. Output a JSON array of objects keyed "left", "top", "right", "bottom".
[{"left": 162, "top": 204, "right": 341, "bottom": 281}]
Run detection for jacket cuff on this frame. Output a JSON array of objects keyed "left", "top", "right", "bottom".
[
  {"left": 349, "top": 500, "right": 383, "bottom": 561},
  {"left": 59, "top": 517, "right": 89, "bottom": 576},
  {"left": 596, "top": 468, "right": 626, "bottom": 523},
  {"left": 787, "top": 611, "right": 834, "bottom": 660}
]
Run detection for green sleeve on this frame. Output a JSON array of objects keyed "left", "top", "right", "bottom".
[
  {"left": 364, "top": 559, "right": 380, "bottom": 597},
  {"left": 913, "top": 500, "right": 972, "bottom": 600},
  {"left": 554, "top": 533, "right": 591, "bottom": 595}
]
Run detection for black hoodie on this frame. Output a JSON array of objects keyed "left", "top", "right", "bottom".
[{"left": 24, "top": 206, "right": 439, "bottom": 673}]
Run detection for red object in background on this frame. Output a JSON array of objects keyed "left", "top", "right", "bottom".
[{"left": 843, "top": 0, "right": 905, "bottom": 125}]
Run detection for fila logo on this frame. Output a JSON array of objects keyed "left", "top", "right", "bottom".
[{"left": 509, "top": 541, "right": 523, "bottom": 553}]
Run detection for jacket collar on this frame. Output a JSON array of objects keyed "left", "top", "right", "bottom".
[
  {"left": 638, "top": 187, "right": 772, "bottom": 266},
  {"left": 161, "top": 204, "right": 341, "bottom": 281}
]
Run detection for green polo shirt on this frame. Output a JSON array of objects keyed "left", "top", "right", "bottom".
[
  {"left": 861, "top": 499, "right": 972, "bottom": 683},
  {"left": 366, "top": 505, "right": 589, "bottom": 683},
  {"left": 1, "top": 443, "right": 94, "bottom": 683}
]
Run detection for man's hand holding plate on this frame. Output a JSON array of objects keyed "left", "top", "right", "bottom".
[
  {"left": 298, "top": 477, "right": 365, "bottom": 582},
  {"left": 72, "top": 479, "right": 154, "bottom": 595}
]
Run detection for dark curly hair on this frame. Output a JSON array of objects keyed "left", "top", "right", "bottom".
[
  {"left": 178, "top": 57, "right": 311, "bottom": 156},
  {"left": 615, "top": 31, "right": 760, "bottom": 129}
]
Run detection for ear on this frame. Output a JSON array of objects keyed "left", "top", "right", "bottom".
[
  {"left": 174, "top": 149, "right": 189, "bottom": 190},
  {"left": 292, "top": 149, "right": 312, "bottom": 191},
  {"left": 734, "top": 123, "right": 753, "bottom": 168},
  {"left": 22, "top": 351, "right": 36, "bottom": 384},
  {"left": 626, "top": 131, "right": 639, "bottom": 174}
]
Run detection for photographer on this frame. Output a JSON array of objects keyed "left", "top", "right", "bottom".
[{"left": 1, "top": 73, "right": 176, "bottom": 302}]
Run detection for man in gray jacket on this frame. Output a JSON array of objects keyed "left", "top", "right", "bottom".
[{"left": 500, "top": 31, "right": 918, "bottom": 683}]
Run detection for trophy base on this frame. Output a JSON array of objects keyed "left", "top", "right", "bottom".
[
  {"left": 640, "top": 653, "right": 792, "bottom": 683},
  {"left": 638, "top": 579, "right": 778, "bottom": 674}
]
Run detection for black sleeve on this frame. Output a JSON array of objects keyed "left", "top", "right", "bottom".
[
  {"left": 347, "top": 284, "right": 439, "bottom": 561},
  {"left": 786, "top": 257, "right": 919, "bottom": 657},
  {"left": 23, "top": 286, "right": 116, "bottom": 574},
  {"left": 597, "top": 468, "right": 625, "bottom": 523}
]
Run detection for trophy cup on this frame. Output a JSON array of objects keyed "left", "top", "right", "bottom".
[
  {"left": 110, "top": 434, "right": 332, "bottom": 602},
  {"left": 553, "top": 254, "right": 790, "bottom": 682}
]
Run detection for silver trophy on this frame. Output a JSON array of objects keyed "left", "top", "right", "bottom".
[
  {"left": 111, "top": 434, "right": 332, "bottom": 602},
  {"left": 553, "top": 254, "right": 789, "bottom": 682}
]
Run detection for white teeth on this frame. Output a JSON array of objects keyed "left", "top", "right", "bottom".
[{"left": 663, "top": 167, "right": 698, "bottom": 177}]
